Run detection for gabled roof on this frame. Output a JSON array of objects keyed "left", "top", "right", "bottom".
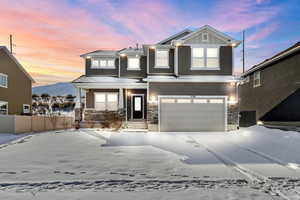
[
  {"left": 178, "top": 25, "right": 241, "bottom": 46},
  {"left": 156, "top": 29, "right": 193, "bottom": 45},
  {"left": 243, "top": 41, "right": 300, "bottom": 76},
  {"left": 0, "top": 46, "right": 35, "bottom": 83},
  {"left": 80, "top": 49, "right": 119, "bottom": 58}
]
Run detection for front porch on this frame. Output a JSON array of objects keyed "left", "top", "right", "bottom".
[{"left": 72, "top": 76, "right": 148, "bottom": 129}]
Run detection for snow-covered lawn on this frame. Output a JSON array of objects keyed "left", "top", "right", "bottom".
[{"left": 0, "top": 126, "right": 300, "bottom": 199}]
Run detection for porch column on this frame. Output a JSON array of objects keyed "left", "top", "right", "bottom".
[
  {"left": 119, "top": 88, "right": 124, "bottom": 109},
  {"left": 75, "top": 87, "right": 82, "bottom": 109}
]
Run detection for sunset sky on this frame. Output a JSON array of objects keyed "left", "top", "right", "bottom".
[{"left": 1, "top": 0, "right": 299, "bottom": 86}]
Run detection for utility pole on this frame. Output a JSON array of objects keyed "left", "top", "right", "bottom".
[
  {"left": 9, "top": 35, "right": 13, "bottom": 54},
  {"left": 242, "top": 30, "right": 245, "bottom": 73}
]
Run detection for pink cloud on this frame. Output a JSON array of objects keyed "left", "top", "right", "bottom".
[
  {"left": 206, "top": 0, "right": 281, "bottom": 32},
  {"left": 247, "top": 23, "right": 278, "bottom": 42}
]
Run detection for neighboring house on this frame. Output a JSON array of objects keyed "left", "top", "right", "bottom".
[
  {"left": 72, "top": 25, "right": 241, "bottom": 132},
  {"left": 239, "top": 42, "right": 300, "bottom": 126},
  {"left": 0, "top": 46, "right": 35, "bottom": 115}
]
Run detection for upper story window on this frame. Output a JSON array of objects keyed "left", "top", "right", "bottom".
[
  {"left": 0, "top": 101, "right": 8, "bottom": 115},
  {"left": 0, "top": 73, "right": 8, "bottom": 88},
  {"left": 253, "top": 71, "right": 261, "bottom": 88},
  {"left": 155, "top": 50, "right": 169, "bottom": 68},
  {"left": 91, "top": 59, "right": 115, "bottom": 69},
  {"left": 191, "top": 47, "right": 219, "bottom": 69},
  {"left": 128, "top": 57, "right": 140, "bottom": 70}
]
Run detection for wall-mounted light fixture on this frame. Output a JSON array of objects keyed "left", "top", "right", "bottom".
[
  {"left": 150, "top": 46, "right": 155, "bottom": 49},
  {"left": 127, "top": 91, "right": 131, "bottom": 96},
  {"left": 120, "top": 53, "right": 126, "bottom": 57},
  {"left": 86, "top": 56, "right": 91, "bottom": 59},
  {"left": 228, "top": 96, "right": 237, "bottom": 104},
  {"left": 149, "top": 95, "right": 158, "bottom": 104}
]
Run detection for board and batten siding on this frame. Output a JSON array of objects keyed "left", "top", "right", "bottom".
[
  {"left": 120, "top": 56, "right": 147, "bottom": 78},
  {"left": 177, "top": 46, "right": 233, "bottom": 75},
  {"left": 148, "top": 48, "right": 175, "bottom": 74},
  {"left": 149, "top": 82, "right": 236, "bottom": 98},
  {"left": 85, "top": 58, "right": 119, "bottom": 76}
]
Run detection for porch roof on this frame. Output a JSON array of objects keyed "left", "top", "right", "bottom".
[{"left": 72, "top": 76, "right": 147, "bottom": 89}]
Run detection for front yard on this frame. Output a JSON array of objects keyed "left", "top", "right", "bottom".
[{"left": 0, "top": 126, "right": 300, "bottom": 199}]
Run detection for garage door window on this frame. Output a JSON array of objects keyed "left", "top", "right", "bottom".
[
  {"left": 177, "top": 99, "right": 191, "bottom": 103},
  {"left": 193, "top": 99, "right": 208, "bottom": 103},
  {"left": 161, "top": 99, "right": 176, "bottom": 103},
  {"left": 209, "top": 99, "right": 224, "bottom": 104}
]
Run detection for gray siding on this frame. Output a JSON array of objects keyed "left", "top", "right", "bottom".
[
  {"left": 120, "top": 56, "right": 147, "bottom": 78},
  {"left": 149, "top": 82, "right": 236, "bottom": 97},
  {"left": 178, "top": 46, "right": 233, "bottom": 75},
  {"left": 240, "top": 51, "right": 300, "bottom": 120},
  {"left": 85, "top": 58, "right": 119, "bottom": 76},
  {"left": 148, "top": 48, "right": 175, "bottom": 74}
]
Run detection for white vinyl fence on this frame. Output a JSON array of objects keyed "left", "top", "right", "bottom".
[{"left": 0, "top": 115, "right": 74, "bottom": 134}]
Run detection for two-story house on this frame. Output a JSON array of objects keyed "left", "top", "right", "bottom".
[
  {"left": 72, "top": 25, "right": 241, "bottom": 132},
  {"left": 0, "top": 46, "right": 35, "bottom": 115},
  {"left": 239, "top": 42, "right": 300, "bottom": 127}
]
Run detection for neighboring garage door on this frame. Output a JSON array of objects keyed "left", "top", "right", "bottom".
[{"left": 159, "top": 96, "right": 227, "bottom": 132}]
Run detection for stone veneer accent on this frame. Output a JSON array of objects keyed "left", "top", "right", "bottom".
[{"left": 84, "top": 109, "right": 125, "bottom": 122}]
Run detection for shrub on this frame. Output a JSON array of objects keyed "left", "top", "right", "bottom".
[{"left": 101, "top": 111, "right": 123, "bottom": 131}]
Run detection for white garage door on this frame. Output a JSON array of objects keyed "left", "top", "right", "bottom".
[{"left": 159, "top": 96, "right": 227, "bottom": 132}]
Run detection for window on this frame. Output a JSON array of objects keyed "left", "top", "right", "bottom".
[
  {"left": 253, "top": 71, "right": 261, "bottom": 87},
  {"left": 161, "top": 99, "right": 176, "bottom": 103},
  {"left": 23, "top": 104, "right": 30, "bottom": 114},
  {"left": 94, "top": 93, "right": 118, "bottom": 111},
  {"left": 91, "top": 59, "right": 115, "bottom": 69},
  {"left": 191, "top": 47, "right": 219, "bottom": 69},
  {"left": 0, "top": 101, "right": 8, "bottom": 115},
  {"left": 0, "top": 73, "right": 8, "bottom": 88},
  {"left": 192, "top": 48, "right": 204, "bottom": 67},
  {"left": 193, "top": 99, "right": 208, "bottom": 103},
  {"left": 206, "top": 48, "right": 219, "bottom": 68},
  {"left": 155, "top": 50, "right": 169, "bottom": 68},
  {"left": 177, "top": 99, "right": 191, "bottom": 103},
  {"left": 209, "top": 99, "right": 224, "bottom": 104},
  {"left": 128, "top": 57, "right": 140, "bottom": 70}
]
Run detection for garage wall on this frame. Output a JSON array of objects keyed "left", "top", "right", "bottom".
[{"left": 149, "top": 82, "right": 236, "bottom": 97}]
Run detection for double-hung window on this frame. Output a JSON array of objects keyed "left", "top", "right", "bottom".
[
  {"left": 0, "top": 101, "right": 8, "bottom": 115},
  {"left": 253, "top": 71, "right": 261, "bottom": 88},
  {"left": 0, "top": 73, "right": 8, "bottom": 88},
  {"left": 155, "top": 50, "right": 169, "bottom": 68},
  {"left": 94, "top": 93, "right": 118, "bottom": 111},
  {"left": 91, "top": 59, "right": 115, "bottom": 69},
  {"left": 128, "top": 57, "right": 140, "bottom": 70},
  {"left": 191, "top": 47, "right": 219, "bottom": 69}
]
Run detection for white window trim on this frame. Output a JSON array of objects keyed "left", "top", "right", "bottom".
[
  {"left": 155, "top": 49, "right": 169, "bottom": 69},
  {"left": 0, "top": 101, "right": 8, "bottom": 115},
  {"left": 94, "top": 92, "right": 119, "bottom": 111},
  {"left": 253, "top": 71, "right": 261, "bottom": 88},
  {"left": 190, "top": 46, "right": 220, "bottom": 70},
  {"left": 202, "top": 33, "right": 209, "bottom": 42},
  {"left": 127, "top": 56, "right": 141, "bottom": 71},
  {"left": 0, "top": 73, "right": 8, "bottom": 88},
  {"left": 91, "top": 58, "right": 115, "bottom": 69},
  {"left": 23, "top": 104, "right": 30, "bottom": 114}
]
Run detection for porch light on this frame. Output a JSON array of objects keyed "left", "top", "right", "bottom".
[
  {"left": 86, "top": 56, "right": 91, "bottom": 59},
  {"left": 228, "top": 96, "right": 237, "bottom": 104},
  {"left": 127, "top": 91, "right": 131, "bottom": 96},
  {"left": 149, "top": 95, "right": 157, "bottom": 104},
  {"left": 120, "top": 53, "right": 126, "bottom": 57},
  {"left": 150, "top": 46, "right": 155, "bottom": 49},
  {"left": 257, "top": 121, "right": 264, "bottom": 125},
  {"left": 175, "top": 42, "right": 182, "bottom": 47},
  {"left": 230, "top": 82, "right": 236, "bottom": 86},
  {"left": 231, "top": 43, "right": 237, "bottom": 47}
]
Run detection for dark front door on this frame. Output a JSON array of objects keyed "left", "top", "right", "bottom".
[{"left": 132, "top": 95, "right": 143, "bottom": 119}]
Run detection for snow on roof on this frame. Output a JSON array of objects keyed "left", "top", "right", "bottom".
[{"left": 72, "top": 76, "right": 142, "bottom": 83}]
